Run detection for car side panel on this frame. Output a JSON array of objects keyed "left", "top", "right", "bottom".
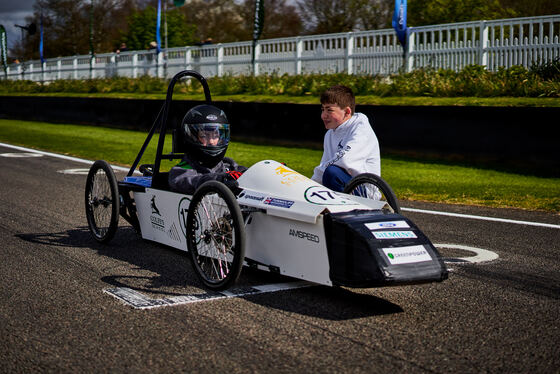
[
  {"left": 244, "top": 212, "right": 332, "bottom": 286},
  {"left": 134, "top": 188, "right": 191, "bottom": 251}
]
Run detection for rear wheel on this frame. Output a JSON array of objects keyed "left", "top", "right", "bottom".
[
  {"left": 85, "top": 160, "right": 120, "bottom": 243},
  {"left": 343, "top": 173, "right": 400, "bottom": 214},
  {"left": 186, "top": 181, "right": 245, "bottom": 290}
]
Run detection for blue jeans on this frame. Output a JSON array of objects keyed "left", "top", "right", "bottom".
[{"left": 322, "top": 165, "right": 352, "bottom": 192}]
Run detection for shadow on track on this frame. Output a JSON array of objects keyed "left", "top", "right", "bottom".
[
  {"left": 16, "top": 226, "right": 197, "bottom": 296},
  {"left": 16, "top": 226, "right": 404, "bottom": 320},
  {"left": 244, "top": 283, "right": 404, "bottom": 320}
]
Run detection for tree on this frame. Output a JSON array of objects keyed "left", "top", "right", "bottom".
[
  {"left": 352, "top": 0, "right": 393, "bottom": 30},
  {"left": 499, "top": 0, "right": 560, "bottom": 18},
  {"left": 121, "top": 5, "right": 196, "bottom": 50},
  {"left": 178, "top": 0, "right": 247, "bottom": 43},
  {"left": 296, "top": 0, "right": 359, "bottom": 34},
  {"left": 238, "top": 0, "right": 304, "bottom": 40},
  {"left": 295, "top": 0, "right": 392, "bottom": 34},
  {"left": 164, "top": 8, "right": 197, "bottom": 48},
  {"left": 14, "top": 0, "right": 137, "bottom": 60},
  {"left": 407, "top": 0, "right": 516, "bottom": 26}
]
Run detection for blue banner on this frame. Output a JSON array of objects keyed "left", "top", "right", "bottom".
[
  {"left": 40, "top": 15, "right": 44, "bottom": 64},
  {"left": 392, "top": 0, "right": 407, "bottom": 50},
  {"left": 156, "top": 0, "right": 161, "bottom": 53}
]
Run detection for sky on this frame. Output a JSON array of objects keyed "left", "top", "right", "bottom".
[{"left": 0, "top": 0, "right": 36, "bottom": 50}]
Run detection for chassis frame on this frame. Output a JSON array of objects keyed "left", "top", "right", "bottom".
[{"left": 85, "top": 70, "right": 448, "bottom": 291}]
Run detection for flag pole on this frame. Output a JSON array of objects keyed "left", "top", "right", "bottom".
[
  {"left": 89, "top": 0, "right": 94, "bottom": 78},
  {"left": 0, "top": 25, "right": 7, "bottom": 79},
  {"left": 156, "top": 0, "right": 162, "bottom": 77},
  {"left": 251, "top": 0, "right": 264, "bottom": 76},
  {"left": 40, "top": 13, "right": 45, "bottom": 82}
]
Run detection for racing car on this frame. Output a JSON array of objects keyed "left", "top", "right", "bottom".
[{"left": 85, "top": 70, "right": 448, "bottom": 291}]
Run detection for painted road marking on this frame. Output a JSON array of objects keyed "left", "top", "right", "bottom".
[
  {"left": 0, "top": 142, "right": 136, "bottom": 174},
  {"left": 1, "top": 142, "right": 558, "bottom": 229},
  {"left": 105, "top": 243, "right": 497, "bottom": 309},
  {"left": 435, "top": 243, "right": 499, "bottom": 264},
  {"left": 402, "top": 207, "right": 560, "bottom": 230},
  {"left": 58, "top": 168, "right": 90, "bottom": 175},
  {"left": 105, "top": 281, "right": 312, "bottom": 309},
  {"left": 0, "top": 152, "right": 43, "bottom": 158}
]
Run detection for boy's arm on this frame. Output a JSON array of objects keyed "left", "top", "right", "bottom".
[
  {"left": 169, "top": 162, "right": 243, "bottom": 194},
  {"left": 319, "top": 121, "right": 380, "bottom": 178},
  {"left": 169, "top": 167, "right": 211, "bottom": 194},
  {"left": 311, "top": 137, "right": 331, "bottom": 183},
  {"left": 336, "top": 124, "right": 380, "bottom": 177}
]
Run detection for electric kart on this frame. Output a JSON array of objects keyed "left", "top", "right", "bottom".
[{"left": 85, "top": 70, "right": 448, "bottom": 291}]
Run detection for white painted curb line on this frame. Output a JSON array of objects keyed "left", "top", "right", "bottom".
[
  {"left": 0, "top": 142, "right": 137, "bottom": 174},
  {"left": 402, "top": 207, "right": 560, "bottom": 229}
]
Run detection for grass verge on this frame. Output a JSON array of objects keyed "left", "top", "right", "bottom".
[
  {"left": 0, "top": 119, "right": 558, "bottom": 212},
  {"left": 2, "top": 92, "right": 560, "bottom": 107}
]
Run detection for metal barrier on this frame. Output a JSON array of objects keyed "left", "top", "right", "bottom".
[{"left": 4, "top": 14, "right": 559, "bottom": 81}]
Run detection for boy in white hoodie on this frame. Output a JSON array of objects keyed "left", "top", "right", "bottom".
[{"left": 311, "top": 85, "right": 380, "bottom": 192}]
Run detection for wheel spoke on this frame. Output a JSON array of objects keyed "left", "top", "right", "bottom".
[
  {"left": 85, "top": 160, "right": 119, "bottom": 243},
  {"left": 192, "top": 193, "right": 235, "bottom": 282},
  {"left": 89, "top": 170, "right": 114, "bottom": 236},
  {"left": 186, "top": 181, "right": 245, "bottom": 290}
]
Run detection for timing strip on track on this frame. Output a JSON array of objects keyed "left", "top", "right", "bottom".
[{"left": 104, "top": 281, "right": 312, "bottom": 309}]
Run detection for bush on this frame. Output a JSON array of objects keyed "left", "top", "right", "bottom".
[
  {"left": 1, "top": 64, "right": 559, "bottom": 97},
  {"left": 530, "top": 57, "right": 560, "bottom": 81}
]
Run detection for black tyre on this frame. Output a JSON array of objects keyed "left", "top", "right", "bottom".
[
  {"left": 85, "top": 160, "right": 120, "bottom": 243},
  {"left": 186, "top": 181, "right": 246, "bottom": 290},
  {"left": 343, "top": 173, "right": 401, "bottom": 214}
]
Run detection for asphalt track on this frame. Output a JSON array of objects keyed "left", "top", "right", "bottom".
[{"left": 1, "top": 143, "right": 559, "bottom": 373}]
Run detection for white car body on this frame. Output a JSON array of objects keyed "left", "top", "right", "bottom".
[
  {"left": 132, "top": 160, "right": 446, "bottom": 287},
  {"left": 134, "top": 160, "right": 384, "bottom": 286}
]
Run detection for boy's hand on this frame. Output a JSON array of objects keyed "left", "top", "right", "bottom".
[
  {"left": 218, "top": 172, "right": 241, "bottom": 193},
  {"left": 225, "top": 170, "right": 243, "bottom": 180}
]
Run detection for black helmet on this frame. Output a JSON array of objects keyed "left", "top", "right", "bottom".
[{"left": 181, "top": 104, "right": 230, "bottom": 168}]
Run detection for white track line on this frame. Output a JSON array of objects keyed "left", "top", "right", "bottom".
[
  {"left": 2, "top": 142, "right": 558, "bottom": 229},
  {"left": 0, "top": 142, "right": 135, "bottom": 173},
  {"left": 401, "top": 207, "right": 560, "bottom": 229},
  {"left": 105, "top": 281, "right": 312, "bottom": 309},
  {"left": 435, "top": 243, "right": 499, "bottom": 264}
]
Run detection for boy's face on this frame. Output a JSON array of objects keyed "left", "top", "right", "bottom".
[
  {"left": 321, "top": 103, "right": 352, "bottom": 130},
  {"left": 198, "top": 129, "right": 220, "bottom": 146}
]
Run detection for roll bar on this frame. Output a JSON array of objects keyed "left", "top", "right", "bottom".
[{"left": 127, "top": 70, "right": 212, "bottom": 184}]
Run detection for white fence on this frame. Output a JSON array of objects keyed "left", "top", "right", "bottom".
[{"left": 4, "top": 14, "right": 560, "bottom": 81}]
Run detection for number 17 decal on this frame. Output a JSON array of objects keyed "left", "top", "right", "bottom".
[
  {"left": 304, "top": 186, "right": 357, "bottom": 205},
  {"left": 309, "top": 190, "right": 335, "bottom": 201}
]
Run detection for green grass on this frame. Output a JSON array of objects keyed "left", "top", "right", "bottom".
[
  {"left": 1, "top": 119, "right": 558, "bottom": 212},
  {"left": 2, "top": 91, "right": 560, "bottom": 107}
]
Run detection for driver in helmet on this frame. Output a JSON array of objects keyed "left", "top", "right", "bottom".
[{"left": 168, "top": 104, "right": 246, "bottom": 194}]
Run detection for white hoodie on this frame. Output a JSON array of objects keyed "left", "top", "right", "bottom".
[{"left": 311, "top": 112, "right": 380, "bottom": 183}]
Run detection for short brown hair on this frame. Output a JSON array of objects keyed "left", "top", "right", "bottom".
[{"left": 320, "top": 85, "right": 355, "bottom": 114}]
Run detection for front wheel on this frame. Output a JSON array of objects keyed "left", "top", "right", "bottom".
[
  {"left": 186, "top": 181, "right": 246, "bottom": 291},
  {"left": 85, "top": 160, "right": 120, "bottom": 243},
  {"left": 343, "top": 173, "right": 401, "bottom": 214}
]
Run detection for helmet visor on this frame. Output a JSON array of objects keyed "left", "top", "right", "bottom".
[{"left": 186, "top": 122, "right": 230, "bottom": 147}]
